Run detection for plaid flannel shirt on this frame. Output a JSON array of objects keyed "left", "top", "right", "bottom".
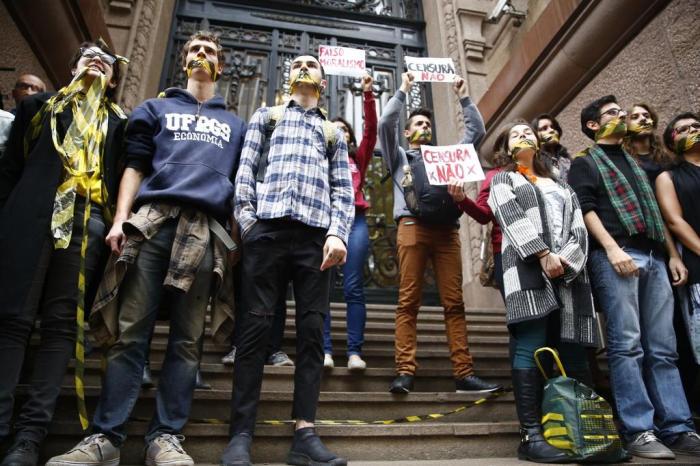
[{"left": 234, "top": 100, "right": 354, "bottom": 243}]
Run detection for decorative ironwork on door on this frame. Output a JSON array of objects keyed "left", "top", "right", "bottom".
[{"left": 162, "top": 0, "right": 433, "bottom": 302}]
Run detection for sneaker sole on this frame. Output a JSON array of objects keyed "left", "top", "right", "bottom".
[
  {"left": 145, "top": 458, "right": 194, "bottom": 466},
  {"left": 389, "top": 387, "right": 411, "bottom": 394},
  {"left": 273, "top": 361, "right": 295, "bottom": 367},
  {"left": 287, "top": 451, "right": 348, "bottom": 466},
  {"left": 455, "top": 387, "right": 503, "bottom": 394},
  {"left": 626, "top": 448, "right": 676, "bottom": 460},
  {"left": 46, "top": 459, "right": 120, "bottom": 466}
]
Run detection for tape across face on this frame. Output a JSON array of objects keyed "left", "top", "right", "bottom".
[
  {"left": 289, "top": 70, "right": 322, "bottom": 98},
  {"left": 409, "top": 129, "right": 432, "bottom": 144},
  {"left": 510, "top": 138, "right": 538, "bottom": 159},
  {"left": 540, "top": 132, "right": 560, "bottom": 144},
  {"left": 675, "top": 132, "right": 700, "bottom": 155},
  {"left": 595, "top": 117, "right": 627, "bottom": 140},
  {"left": 628, "top": 120, "right": 654, "bottom": 135},
  {"left": 187, "top": 58, "right": 218, "bottom": 81}
]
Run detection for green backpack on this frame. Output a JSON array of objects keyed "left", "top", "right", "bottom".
[{"left": 534, "top": 347, "right": 630, "bottom": 463}]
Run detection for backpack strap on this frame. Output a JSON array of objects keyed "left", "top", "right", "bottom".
[{"left": 255, "top": 104, "right": 286, "bottom": 183}]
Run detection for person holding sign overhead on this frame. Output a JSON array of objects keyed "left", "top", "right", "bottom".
[
  {"left": 323, "top": 74, "right": 377, "bottom": 371},
  {"left": 487, "top": 121, "right": 598, "bottom": 463},
  {"left": 379, "top": 70, "right": 501, "bottom": 395}
]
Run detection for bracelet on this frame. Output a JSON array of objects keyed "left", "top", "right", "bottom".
[{"left": 538, "top": 250, "right": 551, "bottom": 259}]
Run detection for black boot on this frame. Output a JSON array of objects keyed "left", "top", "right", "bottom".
[
  {"left": 142, "top": 361, "right": 154, "bottom": 389},
  {"left": 0, "top": 438, "right": 39, "bottom": 466},
  {"left": 512, "top": 368, "right": 571, "bottom": 463},
  {"left": 287, "top": 427, "right": 347, "bottom": 466},
  {"left": 220, "top": 432, "right": 252, "bottom": 466},
  {"left": 195, "top": 368, "right": 211, "bottom": 390}
]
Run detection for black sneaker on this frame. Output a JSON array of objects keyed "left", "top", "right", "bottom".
[
  {"left": 287, "top": 427, "right": 346, "bottom": 466},
  {"left": 626, "top": 430, "right": 675, "bottom": 459},
  {"left": 1, "top": 438, "right": 39, "bottom": 466},
  {"left": 389, "top": 374, "right": 414, "bottom": 394},
  {"left": 455, "top": 375, "right": 503, "bottom": 393},
  {"left": 664, "top": 431, "right": 700, "bottom": 456},
  {"left": 220, "top": 433, "right": 252, "bottom": 466},
  {"left": 268, "top": 351, "right": 295, "bottom": 367}
]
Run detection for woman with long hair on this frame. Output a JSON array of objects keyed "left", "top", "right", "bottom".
[
  {"left": 0, "top": 40, "right": 127, "bottom": 465},
  {"left": 624, "top": 103, "right": 676, "bottom": 184},
  {"left": 488, "top": 121, "right": 599, "bottom": 463},
  {"left": 322, "top": 74, "right": 377, "bottom": 371}
]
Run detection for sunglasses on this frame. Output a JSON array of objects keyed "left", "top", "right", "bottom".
[{"left": 80, "top": 48, "right": 116, "bottom": 65}]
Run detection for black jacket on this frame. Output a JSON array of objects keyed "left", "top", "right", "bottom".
[{"left": 0, "top": 92, "right": 126, "bottom": 318}]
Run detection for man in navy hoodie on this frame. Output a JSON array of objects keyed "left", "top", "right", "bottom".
[
  {"left": 47, "top": 31, "right": 246, "bottom": 466},
  {"left": 220, "top": 55, "right": 353, "bottom": 466}
]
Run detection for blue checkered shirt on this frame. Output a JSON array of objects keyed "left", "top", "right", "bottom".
[{"left": 235, "top": 101, "right": 354, "bottom": 243}]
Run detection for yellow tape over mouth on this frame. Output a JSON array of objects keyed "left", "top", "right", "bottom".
[
  {"left": 541, "top": 133, "right": 560, "bottom": 144},
  {"left": 510, "top": 139, "right": 538, "bottom": 159},
  {"left": 409, "top": 129, "right": 432, "bottom": 144},
  {"left": 676, "top": 132, "right": 700, "bottom": 155},
  {"left": 289, "top": 70, "right": 322, "bottom": 98},
  {"left": 187, "top": 58, "right": 218, "bottom": 81},
  {"left": 627, "top": 121, "right": 654, "bottom": 135},
  {"left": 595, "top": 118, "right": 627, "bottom": 140}
]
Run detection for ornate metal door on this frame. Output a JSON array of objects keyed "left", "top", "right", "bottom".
[{"left": 161, "top": 0, "right": 437, "bottom": 303}]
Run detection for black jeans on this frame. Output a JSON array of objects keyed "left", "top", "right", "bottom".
[
  {"left": 229, "top": 219, "right": 330, "bottom": 435},
  {"left": 0, "top": 200, "right": 106, "bottom": 444}
]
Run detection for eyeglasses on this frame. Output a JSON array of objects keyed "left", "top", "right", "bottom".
[
  {"left": 80, "top": 48, "right": 116, "bottom": 65},
  {"left": 673, "top": 122, "right": 700, "bottom": 136},
  {"left": 14, "top": 82, "right": 43, "bottom": 92},
  {"left": 599, "top": 108, "right": 625, "bottom": 119}
]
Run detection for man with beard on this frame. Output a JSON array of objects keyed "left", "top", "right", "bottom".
[
  {"left": 531, "top": 113, "right": 571, "bottom": 182},
  {"left": 379, "top": 71, "right": 501, "bottom": 395},
  {"left": 220, "top": 55, "right": 353, "bottom": 466},
  {"left": 47, "top": 31, "right": 247, "bottom": 466},
  {"left": 623, "top": 103, "right": 675, "bottom": 184},
  {"left": 569, "top": 95, "right": 700, "bottom": 460}
]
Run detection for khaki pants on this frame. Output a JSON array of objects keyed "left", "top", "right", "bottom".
[{"left": 395, "top": 217, "right": 474, "bottom": 378}]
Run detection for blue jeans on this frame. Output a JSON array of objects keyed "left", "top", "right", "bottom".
[
  {"left": 323, "top": 212, "right": 369, "bottom": 357},
  {"left": 589, "top": 247, "right": 694, "bottom": 441},
  {"left": 92, "top": 219, "right": 213, "bottom": 445},
  {"left": 510, "top": 316, "right": 588, "bottom": 372}
]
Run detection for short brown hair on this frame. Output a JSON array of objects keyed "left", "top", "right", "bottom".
[{"left": 180, "top": 31, "right": 225, "bottom": 69}]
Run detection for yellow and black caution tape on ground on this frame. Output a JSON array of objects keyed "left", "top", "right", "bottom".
[{"left": 131, "top": 387, "right": 512, "bottom": 427}]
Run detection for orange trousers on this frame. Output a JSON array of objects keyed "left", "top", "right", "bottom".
[{"left": 395, "top": 217, "right": 474, "bottom": 378}]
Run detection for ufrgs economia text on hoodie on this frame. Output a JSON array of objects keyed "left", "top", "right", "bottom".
[{"left": 125, "top": 88, "right": 247, "bottom": 222}]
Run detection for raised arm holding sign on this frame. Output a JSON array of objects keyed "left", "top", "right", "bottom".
[
  {"left": 420, "top": 143, "right": 485, "bottom": 185},
  {"left": 405, "top": 56, "right": 457, "bottom": 82}
]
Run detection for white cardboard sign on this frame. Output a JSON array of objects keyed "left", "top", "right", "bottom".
[
  {"left": 405, "top": 57, "right": 457, "bottom": 82},
  {"left": 318, "top": 45, "right": 366, "bottom": 77},
  {"left": 420, "top": 144, "right": 485, "bottom": 185}
]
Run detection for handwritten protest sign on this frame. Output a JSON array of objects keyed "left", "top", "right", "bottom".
[
  {"left": 405, "top": 57, "right": 457, "bottom": 82},
  {"left": 420, "top": 144, "right": 485, "bottom": 185},
  {"left": 319, "top": 45, "right": 366, "bottom": 77}
]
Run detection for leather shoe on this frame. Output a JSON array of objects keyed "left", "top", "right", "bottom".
[
  {"left": 287, "top": 427, "right": 346, "bottom": 466},
  {"left": 1, "top": 438, "right": 39, "bottom": 466},
  {"left": 389, "top": 374, "right": 414, "bottom": 394},
  {"left": 220, "top": 433, "right": 252, "bottom": 466}
]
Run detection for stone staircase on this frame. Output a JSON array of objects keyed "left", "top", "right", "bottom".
[{"left": 17, "top": 302, "right": 523, "bottom": 463}]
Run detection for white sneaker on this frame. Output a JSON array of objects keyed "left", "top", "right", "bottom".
[
  {"left": 146, "top": 433, "right": 194, "bottom": 466},
  {"left": 46, "top": 434, "right": 120, "bottom": 466},
  {"left": 347, "top": 354, "right": 367, "bottom": 371},
  {"left": 323, "top": 353, "right": 335, "bottom": 369}
]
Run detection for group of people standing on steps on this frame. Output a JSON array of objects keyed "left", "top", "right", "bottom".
[{"left": 0, "top": 28, "right": 699, "bottom": 466}]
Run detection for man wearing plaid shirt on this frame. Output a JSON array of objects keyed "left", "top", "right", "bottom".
[
  {"left": 570, "top": 95, "right": 700, "bottom": 460},
  {"left": 221, "top": 55, "right": 353, "bottom": 466}
]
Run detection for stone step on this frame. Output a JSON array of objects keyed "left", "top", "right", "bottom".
[
  {"left": 33, "top": 386, "right": 516, "bottom": 425},
  {"left": 62, "top": 361, "right": 513, "bottom": 392},
  {"left": 41, "top": 420, "right": 521, "bottom": 463}
]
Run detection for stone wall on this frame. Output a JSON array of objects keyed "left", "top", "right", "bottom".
[
  {"left": 0, "top": 1, "right": 53, "bottom": 110},
  {"left": 556, "top": 0, "right": 700, "bottom": 155}
]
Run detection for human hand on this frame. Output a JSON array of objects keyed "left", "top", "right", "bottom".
[
  {"left": 453, "top": 76, "right": 469, "bottom": 99},
  {"left": 105, "top": 218, "right": 127, "bottom": 255},
  {"left": 400, "top": 72, "right": 415, "bottom": 94},
  {"left": 362, "top": 74, "right": 373, "bottom": 92},
  {"left": 539, "top": 252, "right": 565, "bottom": 279},
  {"left": 447, "top": 179, "right": 466, "bottom": 203},
  {"left": 668, "top": 256, "right": 688, "bottom": 286},
  {"left": 320, "top": 235, "right": 347, "bottom": 271},
  {"left": 605, "top": 246, "right": 639, "bottom": 277}
]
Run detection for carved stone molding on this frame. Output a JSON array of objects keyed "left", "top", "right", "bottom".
[
  {"left": 119, "top": 0, "right": 158, "bottom": 111},
  {"left": 458, "top": 9, "right": 487, "bottom": 62},
  {"left": 109, "top": 0, "right": 135, "bottom": 13}
]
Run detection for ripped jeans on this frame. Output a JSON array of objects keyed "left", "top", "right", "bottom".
[{"left": 228, "top": 219, "right": 330, "bottom": 435}]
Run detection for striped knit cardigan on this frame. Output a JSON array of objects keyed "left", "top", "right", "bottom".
[{"left": 488, "top": 170, "right": 599, "bottom": 347}]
